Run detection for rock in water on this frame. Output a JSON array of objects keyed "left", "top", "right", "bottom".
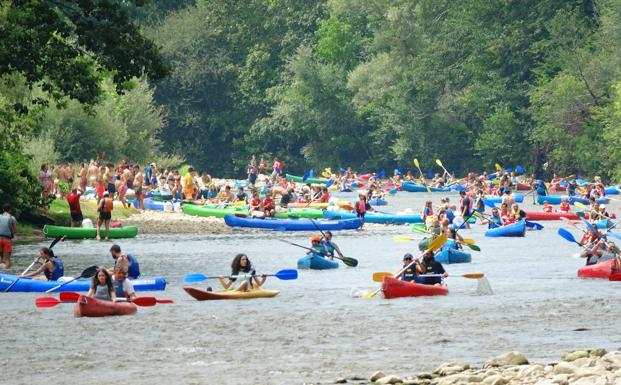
[{"left": 483, "top": 352, "right": 529, "bottom": 368}]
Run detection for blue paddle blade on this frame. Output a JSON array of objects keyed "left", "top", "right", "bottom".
[
  {"left": 581, "top": 218, "right": 597, "bottom": 233},
  {"left": 184, "top": 273, "right": 209, "bottom": 283},
  {"left": 525, "top": 220, "right": 544, "bottom": 230},
  {"left": 275, "top": 269, "right": 298, "bottom": 280},
  {"left": 389, "top": 189, "right": 398, "bottom": 194},
  {"left": 275, "top": 167, "right": 281, "bottom": 175},
  {"left": 483, "top": 199, "right": 497, "bottom": 209},
  {"left": 326, "top": 180, "right": 334, "bottom": 188},
  {"left": 487, "top": 174, "right": 497, "bottom": 180},
  {"left": 516, "top": 165, "right": 525, "bottom": 174},
  {"left": 557, "top": 228, "right": 577, "bottom": 243},
  {"left": 309, "top": 169, "right": 313, "bottom": 178}
]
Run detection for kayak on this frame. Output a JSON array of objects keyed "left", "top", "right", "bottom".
[
  {"left": 285, "top": 174, "right": 329, "bottom": 184},
  {"left": 548, "top": 184, "right": 566, "bottom": 192},
  {"left": 381, "top": 276, "right": 448, "bottom": 299},
  {"left": 485, "top": 194, "right": 524, "bottom": 203},
  {"left": 322, "top": 210, "right": 423, "bottom": 224},
  {"left": 74, "top": 295, "right": 137, "bottom": 317},
  {"left": 0, "top": 273, "right": 167, "bottom": 293},
  {"left": 577, "top": 259, "right": 619, "bottom": 279},
  {"left": 594, "top": 218, "right": 612, "bottom": 229},
  {"left": 182, "top": 204, "right": 324, "bottom": 219},
  {"left": 297, "top": 254, "right": 339, "bottom": 270},
  {"left": 436, "top": 240, "right": 472, "bottom": 264},
  {"left": 605, "top": 186, "right": 619, "bottom": 195},
  {"left": 537, "top": 195, "right": 609, "bottom": 205},
  {"left": 184, "top": 286, "right": 280, "bottom": 300},
  {"left": 43, "top": 225, "right": 138, "bottom": 239},
  {"left": 402, "top": 182, "right": 450, "bottom": 192},
  {"left": 223, "top": 215, "right": 362, "bottom": 231},
  {"left": 149, "top": 191, "right": 173, "bottom": 201},
  {"left": 132, "top": 198, "right": 181, "bottom": 211},
  {"left": 516, "top": 182, "right": 531, "bottom": 191},
  {"left": 524, "top": 211, "right": 616, "bottom": 221},
  {"left": 485, "top": 221, "right": 526, "bottom": 237},
  {"left": 369, "top": 197, "right": 388, "bottom": 206}
]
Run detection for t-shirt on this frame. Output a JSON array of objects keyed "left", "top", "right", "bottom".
[
  {"left": 113, "top": 279, "right": 135, "bottom": 299},
  {"left": 67, "top": 193, "right": 82, "bottom": 214},
  {"left": 0, "top": 212, "right": 17, "bottom": 239},
  {"left": 420, "top": 258, "right": 445, "bottom": 285}
]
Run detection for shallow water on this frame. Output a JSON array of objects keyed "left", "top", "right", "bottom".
[{"left": 3, "top": 190, "right": 621, "bottom": 385}]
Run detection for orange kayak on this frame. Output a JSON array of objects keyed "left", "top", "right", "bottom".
[
  {"left": 577, "top": 260, "right": 620, "bottom": 280},
  {"left": 381, "top": 276, "right": 448, "bottom": 299},
  {"left": 74, "top": 295, "right": 137, "bottom": 317}
]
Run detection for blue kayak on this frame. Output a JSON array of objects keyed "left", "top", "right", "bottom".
[
  {"left": 435, "top": 248, "right": 472, "bottom": 264},
  {"left": 485, "top": 194, "right": 524, "bottom": 203},
  {"left": 224, "top": 215, "right": 362, "bottom": 231},
  {"left": 322, "top": 210, "right": 423, "bottom": 224},
  {"left": 402, "top": 182, "right": 450, "bottom": 192},
  {"left": 369, "top": 197, "right": 388, "bottom": 206},
  {"left": 536, "top": 195, "right": 609, "bottom": 205},
  {"left": 133, "top": 198, "right": 166, "bottom": 211},
  {"left": 595, "top": 218, "right": 612, "bottom": 229},
  {"left": 485, "top": 220, "right": 526, "bottom": 237},
  {"left": 297, "top": 254, "right": 339, "bottom": 270},
  {"left": 605, "top": 186, "right": 619, "bottom": 195},
  {"left": 0, "top": 273, "right": 167, "bottom": 293}
]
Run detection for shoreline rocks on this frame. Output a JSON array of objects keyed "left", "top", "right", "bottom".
[{"left": 123, "top": 210, "right": 231, "bottom": 234}]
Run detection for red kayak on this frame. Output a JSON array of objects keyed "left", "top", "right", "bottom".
[
  {"left": 577, "top": 260, "right": 620, "bottom": 280},
  {"left": 516, "top": 183, "right": 531, "bottom": 191},
  {"left": 74, "top": 295, "right": 137, "bottom": 317},
  {"left": 381, "top": 276, "right": 448, "bottom": 299},
  {"left": 549, "top": 184, "right": 566, "bottom": 192},
  {"left": 525, "top": 211, "right": 580, "bottom": 221}
]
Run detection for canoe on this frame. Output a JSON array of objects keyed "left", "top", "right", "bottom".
[
  {"left": 436, "top": 241, "right": 472, "bottom": 264},
  {"left": 74, "top": 295, "right": 137, "bottom": 317},
  {"left": 182, "top": 204, "right": 324, "bottom": 219},
  {"left": 184, "top": 286, "right": 279, "bottom": 300},
  {"left": 322, "top": 210, "right": 423, "bottom": 224},
  {"left": 485, "top": 194, "right": 524, "bottom": 203},
  {"left": 285, "top": 174, "right": 329, "bottom": 184},
  {"left": 402, "top": 182, "right": 450, "bottom": 192},
  {"left": 381, "top": 276, "right": 448, "bottom": 299},
  {"left": 485, "top": 221, "right": 526, "bottom": 237},
  {"left": 223, "top": 215, "right": 362, "bottom": 231},
  {"left": 43, "top": 225, "right": 138, "bottom": 239},
  {"left": 368, "top": 197, "right": 387, "bottom": 206},
  {"left": 577, "top": 259, "right": 619, "bottom": 279},
  {"left": 0, "top": 273, "right": 167, "bottom": 293},
  {"left": 297, "top": 253, "right": 339, "bottom": 270},
  {"left": 537, "top": 195, "right": 609, "bottom": 205}
]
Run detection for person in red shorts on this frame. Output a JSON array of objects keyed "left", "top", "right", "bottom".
[
  {"left": 261, "top": 191, "right": 276, "bottom": 218},
  {"left": 66, "top": 188, "right": 83, "bottom": 227},
  {"left": 0, "top": 204, "right": 17, "bottom": 270}
]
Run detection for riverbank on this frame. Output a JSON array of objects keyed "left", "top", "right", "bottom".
[
  {"left": 325, "top": 349, "right": 620, "bottom": 385},
  {"left": 123, "top": 210, "right": 231, "bottom": 234}
]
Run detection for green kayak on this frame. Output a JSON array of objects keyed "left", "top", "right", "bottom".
[
  {"left": 43, "top": 225, "right": 138, "bottom": 239},
  {"left": 182, "top": 203, "right": 324, "bottom": 219},
  {"left": 285, "top": 174, "right": 329, "bottom": 184}
]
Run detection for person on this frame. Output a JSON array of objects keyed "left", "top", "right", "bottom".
[
  {"left": 459, "top": 191, "right": 473, "bottom": 228},
  {"left": 322, "top": 231, "right": 344, "bottom": 259},
  {"left": 422, "top": 201, "right": 434, "bottom": 222},
  {"left": 144, "top": 163, "right": 154, "bottom": 189},
  {"left": 0, "top": 204, "right": 17, "bottom": 269},
  {"left": 112, "top": 266, "right": 136, "bottom": 300},
  {"left": 236, "top": 187, "right": 249, "bottom": 204},
  {"left": 559, "top": 198, "right": 571, "bottom": 213},
  {"left": 586, "top": 240, "right": 619, "bottom": 265},
  {"left": 399, "top": 253, "right": 421, "bottom": 282},
  {"left": 280, "top": 187, "right": 296, "bottom": 208},
  {"left": 110, "top": 244, "right": 141, "bottom": 279},
  {"left": 272, "top": 157, "right": 283, "bottom": 178},
  {"left": 183, "top": 167, "right": 198, "bottom": 201},
  {"left": 219, "top": 185, "right": 236, "bottom": 203},
  {"left": 66, "top": 187, "right": 83, "bottom": 227},
  {"left": 483, "top": 208, "right": 503, "bottom": 228},
  {"left": 511, "top": 203, "right": 527, "bottom": 220},
  {"left": 416, "top": 250, "right": 447, "bottom": 285},
  {"left": 474, "top": 190, "right": 485, "bottom": 214},
  {"left": 133, "top": 164, "right": 144, "bottom": 209},
  {"left": 542, "top": 201, "right": 553, "bottom": 213},
  {"left": 308, "top": 235, "right": 329, "bottom": 258},
  {"left": 258, "top": 157, "right": 268, "bottom": 175},
  {"left": 20, "top": 247, "right": 64, "bottom": 281},
  {"left": 87, "top": 267, "right": 116, "bottom": 301},
  {"left": 218, "top": 253, "right": 266, "bottom": 292},
  {"left": 261, "top": 191, "right": 276, "bottom": 217},
  {"left": 318, "top": 186, "right": 330, "bottom": 203},
  {"left": 501, "top": 190, "right": 515, "bottom": 206},
  {"left": 355, "top": 193, "right": 371, "bottom": 228},
  {"left": 38, "top": 164, "right": 53, "bottom": 208},
  {"left": 96, "top": 192, "right": 113, "bottom": 240}
]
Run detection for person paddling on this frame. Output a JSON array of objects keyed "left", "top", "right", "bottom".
[
  {"left": 417, "top": 250, "right": 447, "bottom": 285},
  {"left": 218, "top": 253, "right": 266, "bottom": 292},
  {"left": 308, "top": 235, "right": 329, "bottom": 258},
  {"left": 399, "top": 253, "right": 421, "bottom": 283},
  {"left": 19, "top": 247, "right": 64, "bottom": 281},
  {"left": 87, "top": 267, "right": 116, "bottom": 301},
  {"left": 321, "top": 231, "right": 344, "bottom": 260},
  {"left": 109, "top": 244, "right": 140, "bottom": 279}
]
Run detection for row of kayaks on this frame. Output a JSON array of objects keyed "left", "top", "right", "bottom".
[{"left": 0, "top": 273, "right": 166, "bottom": 292}]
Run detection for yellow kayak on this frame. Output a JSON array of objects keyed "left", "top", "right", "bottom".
[{"left": 184, "top": 287, "right": 280, "bottom": 300}]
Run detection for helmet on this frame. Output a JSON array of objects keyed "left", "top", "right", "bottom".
[{"left": 310, "top": 235, "right": 322, "bottom": 243}]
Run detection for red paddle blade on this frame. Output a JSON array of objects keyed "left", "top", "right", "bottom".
[
  {"left": 156, "top": 299, "right": 174, "bottom": 304},
  {"left": 132, "top": 297, "right": 157, "bottom": 306},
  {"left": 59, "top": 292, "right": 80, "bottom": 302},
  {"left": 35, "top": 297, "right": 61, "bottom": 308}
]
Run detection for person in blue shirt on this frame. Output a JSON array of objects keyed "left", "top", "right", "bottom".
[
  {"left": 417, "top": 250, "right": 447, "bottom": 285},
  {"left": 321, "top": 231, "right": 344, "bottom": 259},
  {"left": 482, "top": 208, "right": 503, "bottom": 228},
  {"left": 109, "top": 244, "right": 140, "bottom": 279},
  {"left": 20, "top": 247, "right": 64, "bottom": 281}
]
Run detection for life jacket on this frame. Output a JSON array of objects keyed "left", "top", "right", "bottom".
[
  {"left": 423, "top": 207, "right": 433, "bottom": 217},
  {"left": 322, "top": 241, "right": 335, "bottom": 255},
  {"left": 126, "top": 254, "right": 140, "bottom": 279},
  {"left": 356, "top": 199, "right": 367, "bottom": 214},
  {"left": 401, "top": 265, "right": 418, "bottom": 282},
  {"left": 102, "top": 198, "right": 113, "bottom": 213},
  {"left": 559, "top": 202, "right": 570, "bottom": 212},
  {"left": 44, "top": 257, "right": 64, "bottom": 281},
  {"left": 543, "top": 204, "right": 553, "bottom": 213},
  {"left": 489, "top": 216, "right": 503, "bottom": 229}
]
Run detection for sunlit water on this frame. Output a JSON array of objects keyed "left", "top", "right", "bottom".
[{"left": 2, "top": 190, "right": 620, "bottom": 384}]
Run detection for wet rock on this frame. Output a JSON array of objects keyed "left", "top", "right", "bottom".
[
  {"left": 561, "top": 351, "right": 590, "bottom": 362},
  {"left": 334, "top": 378, "right": 348, "bottom": 383},
  {"left": 589, "top": 348, "right": 608, "bottom": 358},
  {"left": 370, "top": 371, "right": 386, "bottom": 382},
  {"left": 483, "top": 352, "right": 529, "bottom": 368},
  {"left": 376, "top": 375, "right": 402, "bottom": 384},
  {"left": 482, "top": 375, "right": 507, "bottom": 385},
  {"left": 554, "top": 362, "right": 577, "bottom": 375},
  {"left": 434, "top": 362, "right": 470, "bottom": 376},
  {"left": 416, "top": 373, "right": 433, "bottom": 380},
  {"left": 348, "top": 376, "right": 366, "bottom": 381},
  {"left": 516, "top": 364, "right": 544, "bottom": 379}
]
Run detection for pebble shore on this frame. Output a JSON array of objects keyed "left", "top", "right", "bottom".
[
  {"left": 313, "top": 349, "right": 621, "bottom": 385},
  {"left": 123, "top": 210, "right": 232, "bottom": 234}
]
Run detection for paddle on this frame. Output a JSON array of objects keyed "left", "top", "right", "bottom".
[
  {"left": 59, "top": 291, "right": 174, "bottom": 304},
  {"left": 557, "top": 228, "right": 583, "bottom": 247},
  {"left": 308, "top": 218, "right": 358, "bottom": 267},
  {"left": 45, "top": 265, "right": 99, "bottom": 293},
  {"left": 278, "top": 239, "right": 358, "bottom": 267},
  {"left": 4, "top": 236, "right": 66, "bottom": 293},
  {"left": 413, "top": 158, "right": 431, "bottom": 193},
  {"left": 36, "top": 295, "right": 173, "bottom": 308},
  {"left": 435, "top": 159, "right": 455, "bottom": 181},
  {"left": 184, "top": 269, "right": 298, "bottom": 283},
  {"left": 372, "top": 271, "right": 485, "bottom": 282},
  {"left": 363, "top": 234, "right": 447, "bottom": 298},
  {"left": 393, "top": 234, "right": 479, "bottom": 251}
]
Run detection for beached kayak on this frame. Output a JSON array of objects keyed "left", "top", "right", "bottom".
[
  {"left": 577, "top": 259, "right": 619, "bottom": 279},
  {"left": 184, "top": 286, "right": 279, "bottom": 300},
  {"left": 485, "top": 221, "right": 526, "bottom": 237},
  {"left": 74, "top": 295, "right": 137, "bottom": 317},
  {"left": 297, "top": 254, "right": 339, "bottom": 270},
  {"left": 223, "top": 215, "right": 362, "bottom": 231},
  {"left": 381, "top": 276, "right": 448, "bottom": 299},
  {"left": 537, "top": 195, "right": 609, "bottom": 205},
  {"left": 322, "top": 210, "right": 423, "bottom": 224},
  {"left": 285, "top": 174, "right": 329, "bottom": 184},
  {"left": 402, "top": 182, "right": 450, "bottom": 192},
  {"left": 149, "top": 191, "right": 173, "bottom": 201},
  {"left": 43, "top": 225, "right": 138, "bottom": 239},
  {"left": 369, "top": 197, "right": 388, "bottom": 206},
  {"left": 0, "top": 273, "right": 166, "bottom": 293},
  {"left": 485, "top": 194, "right": 524, "bottom": 203},
  {"left": 182, "top": 204, "right": 324, "bottom": 219}
]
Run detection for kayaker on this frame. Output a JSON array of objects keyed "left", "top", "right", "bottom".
[
  {"left": 249, "top": 191, "right": 263, "bottom": 217},
  {"left": 542, "top": 201, "right": 553, "bottom": 213},
  {"left": 279, "top": 187, "right": 296, "bottom": 208},
  {"left": 322, "top": 231, "right": 344, "bottom": 260},
  {"left": 459, "top": 191, "right": 473, "bottom": 228},
  {"left": 236, "top": 187, "right": 249, "bottom": 204},
  {"left": 511, "top": 203, "right": 527, "bottom": 220},
  {"left": 416, "top": 250, "right": 447, "bottom": 285},
  {"left": 559, "top": 198, "right": 571, "bottom": 213},
  {"left": 587, "top": 240, "right": 619, "bottom": 265},
  {"left": 87, "top": 267, "right": 116, "bottom": 301},
  {"left": 399, "top": 253, "right": 421, "bottom": 283},
  {"left": 218, "top": 253, "right": 266, "bottom": 292},
  {"left": 482, "top": 208, "right": 503, "bottom": 228},
  {"left": 109, "top": 244, "right": 141, "bottom": 279},
  {"left": 0, "top": 203, "right": 17, "bottom": 270},
  {"left": 66, "top": 187, "right": 83, "bottom": 227},
  {"left": 308, "top": 235, "right": 329, "bottom": 258},
  {"left": 19, "top": 247, "right": 64, "bottom": 281},
  {"left": 261, "top": 191, "right": 276, "bottom": 217},
  {"left": 96, "top": 192, "right": 113, "bottom": 241},
  {"left": 112, "top": 266, "right": 136, "bottom": 301},
  {"left": 422, "top": 201, "right": 433, "bottom": 222}
]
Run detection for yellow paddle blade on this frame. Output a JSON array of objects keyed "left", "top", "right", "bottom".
[
  {"left": 413, "top": 158, "right": 421, "bottom": 169},
  {"left": 462, "top": 238, "right": 475, "bottom": 245},
  {"left": 472, "top": 211, "right": 485, "bottom": 219},
  {"left": 372, "top": 272, "right": 393, "bottom": 282},
  {"left": 574, "top": 201, "right": 586, "bottom": 208},
  {"left": 495, "top": 163, "right": 502, "bottom": 171},
  {"left": 393, "top": 235, "right": 415, "bottom": 242},
  {"left": 461, "top": 273, "right": 485, "bottom": 279},
  {"left": 428, "top": 234, "right": 447, "bottom": 251},
  {"left": 362, "top": 290, "right": 379, "bottom": 298},
  {"left": 435, "top": 159, "right": 443, "bottom": 168}
]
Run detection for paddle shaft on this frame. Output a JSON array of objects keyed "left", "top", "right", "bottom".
[{"left": 5, "top": 236, "right": 65, "bottom": 293}]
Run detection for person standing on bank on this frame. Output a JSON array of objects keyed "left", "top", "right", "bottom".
[{"left": 0, "top": 204, "right": 17, "bottom": 270}]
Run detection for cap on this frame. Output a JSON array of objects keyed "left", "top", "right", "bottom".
[
  {"left": 310, "top": 235, "right": 322, "bottom": 243},
  {"left": 403, "top": 253, "right": 413, "bottom": 260},
  {"left": 151, "top": 163, "right": 156, "bottom": 167}
]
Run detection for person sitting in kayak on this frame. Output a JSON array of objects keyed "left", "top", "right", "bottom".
[
  {"left": 261, "top": 191, "right": 276, "bottom": 217},
  {"left": 219, "top": 253, "right": 266, "bottom": 292},
  {"left": 19, "top": 247, "right": 64, "bottom": 281},
  {"left": 511, "top": 203, "right": 527, "bottom": 220},
  {"left": 109, "top": 244, "right": 140, "bottom": 279},
  {"left": 87, "top": 267, "right": 116, "bottom": 301},
  {"left": 112, "top": 266, "right": 136, "bottom": 301},
  {"left": 236, "top": 187, "right": 249, "bottom": 204},
  {"left": 559, "top": 198, "right": 571, "bottom": 213},
  {"left": 542, "top": 201, "right": 553, "bottom": 213},
  {"left": 319, "top": 186, "right": 330, "bottom": 203},
  {"left": 249, "top": 191, "right": 263, "bottom": 217},
  {"left": 399, "top": 253, "right": 421, "bottom": 283},
  {"left": 416, "top": 250, "right": 447, "bottom": 285},
  {"left": 321, "top": 231, "right": 344, "bottom": 260},
  {"left": 422, "top": 201, "right": 433, "bottom": 222},
  {"left": 279, "top": 187, "right": 296, "bottom": 208},
  {"left": 308, "top": 235, "right": 330, "bottom": 259},
  {"left": 586, "top": 240, "right": 619, "bottom": 265}
]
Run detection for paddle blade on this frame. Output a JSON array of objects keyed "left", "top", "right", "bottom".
[
  {"left": 580, "top": 218, "right": 597, "bottom": 233},
  {"left": 49, "top": 236, "right": 65, "bottom": 249},
  {"left": 525, "top": 221, "right": 544, "bottom": 230},
  {"left": 132, "top": 297, "right": 157, "bottom": 307},
  {"left": 274, "top": 269, "right": 298, "bottom": 280},
  {"left": 393, "top": 235, "right": 415, "bottom": 242},
  {"left": 557, "top": 228, "right": 577, "bottom": 244},
  {"left": 462, "top": 238, "right": 475, "bottom": 245},
  {"left": 466, "top": 244, "right": 481, "bottom": 252},
  {"left": 80, "top": 265, "right": 99, "bottom": 279},
  {"left": 372, "top": 272, "right": 393, "bottom": 282},
  {"left": 341, "top": 257, "right": 358, "bottom": 267},
  {"left": 326, "top": 180, "right": 334, "bottom": 188},
  {"left": 427, "top": 234, "right": 448, "bottom": 251},
  {"left": 35, "top": 297, "right": 61, "bottom": 308},
  {"left": 435, "top": 159, "right": 443, "bottom": 167},
  {"left": 573, "top": 201, "right": 586, "bottom": 208},
  {"left": 516, "top": 165, "right": 525, "bottom": 174},
  {"left": 461, "top": 273, "right": 485, "bottom": 279},
  {"left": 184, "top": 273, "right": 209, "bottom": 283},
  {"left": 59, "top": 292, "right": 80, "bottom": 302},
  {"left": 413, "top": 158, "right": 420, "bottom": 168},
  {"left": 483, "top": 199, "right": 497, "bottom": 209}
]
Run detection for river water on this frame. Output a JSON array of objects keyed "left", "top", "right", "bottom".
[{"left": 2, "top": 190, "right": 621, "bottom": 385}]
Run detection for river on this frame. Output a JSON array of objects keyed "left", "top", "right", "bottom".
[{"left": 2, "top": 190, "right": 620, "bottom": 384}]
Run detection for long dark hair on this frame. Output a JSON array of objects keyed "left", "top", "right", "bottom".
[
  {"left": 231, "top": 253, "right": 253, "bottom": 275},
  {"left": 40, "top": 247, "right": 54, "bottom": 258},
  {"left": 92, "top": 267, "right": 113, "bottom": 294}
]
